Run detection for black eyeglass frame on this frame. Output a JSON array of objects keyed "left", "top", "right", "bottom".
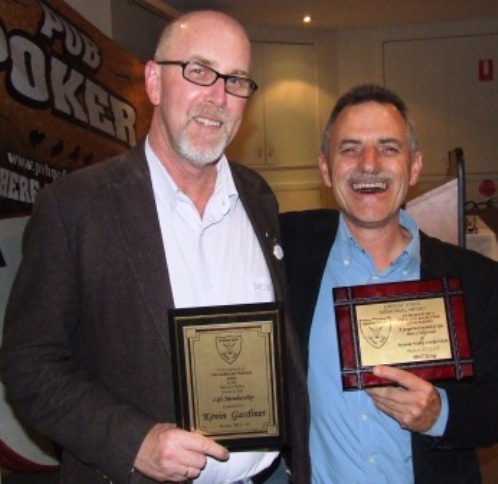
[{"left": 155, "top": 60, "right": 258, "bottom": 99}]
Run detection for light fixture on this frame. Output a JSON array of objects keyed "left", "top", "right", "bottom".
[{"left": 303, "top": 15, "right": 312, "bottom": 24}]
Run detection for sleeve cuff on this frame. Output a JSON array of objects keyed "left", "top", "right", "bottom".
[{"left": 423, "top": 387, "right": 448, "bottom": 437}]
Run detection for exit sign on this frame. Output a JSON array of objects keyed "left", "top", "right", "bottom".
[{"left": 479, "top": 59, "right": 494, "bottom": 82}]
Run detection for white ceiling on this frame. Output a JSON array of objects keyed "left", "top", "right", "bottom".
[{"left": 157, "top": 0, "right": 498, "bottom": 30}]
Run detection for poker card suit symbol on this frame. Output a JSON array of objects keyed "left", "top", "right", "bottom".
[
  {"left": 359, "top": 317, "right": 391, "bottom": 349},
  {"left": 216, "top": 335, "right": 242, "bottom": 364},
  {"left": 51, "top": 140, "right": 64, "bottom": 157},
  {"left": 29, "top": 129, "right": 45, "bottom": 147},
  {"left": 83, "top": 153, "right": 94, "bottom": 165},
  {"left": 69, "top": 146, "right": 80, "bottom": 161}
]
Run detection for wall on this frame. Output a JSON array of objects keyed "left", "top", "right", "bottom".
[
  {"left": 336, "top": 17, "right": 498, "bottom": 90},
  {"left": 64, "top": 0, "right": 113, "bottom": 36},
  {"left": 248, "top": 18, "right": 498, "bottom": 209},
  {"left": 336, "top": 18, "right": 498, "bottom": 205},
  {"left": 110, "top": 0, "right": 170, "bottom": 61},
  {"left": 64, "top": 1, "right": 498, "bottom": 208},
  {"left": 64, "top": 0, "right": 168, "bottom": 60},
  {"left": 243, "top": 25, "right": 339, "bottom": 211}
]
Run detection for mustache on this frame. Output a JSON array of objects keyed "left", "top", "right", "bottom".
[
  {"left": 348, "top": 172, "right": 393, "bottom": 185},
  {"left": 188, "top": 105, "right": 230, "bottom": 123}
]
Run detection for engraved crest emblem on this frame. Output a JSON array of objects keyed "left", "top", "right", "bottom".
[
  {"left": 216, "top": 335, "right": 242, "bottom": 364},
  {"left": 359, "top": 317, "right": 391, "bottom": 349}
]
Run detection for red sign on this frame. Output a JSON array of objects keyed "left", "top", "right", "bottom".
[
  {"left": 479, "top": 59, "right": 494, "bottom": 82},
  {"left": 479, "top": 179, "right": 496, "bottom": 198}
]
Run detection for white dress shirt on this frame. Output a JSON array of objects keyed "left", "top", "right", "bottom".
[{"left": 146, "top": 140, "right": 278, "bottom": 483}]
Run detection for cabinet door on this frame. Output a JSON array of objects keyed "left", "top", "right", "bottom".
[
  {"left": 263, "top": 42, "right": 320, "bottom": 166},
  {"left": 225, "top": 42, "right": 266, "bottom": 165},
  {"left": 226, "top": 42, "right": 320, "bottom": 167}
]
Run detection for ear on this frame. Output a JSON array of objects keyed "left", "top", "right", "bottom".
[
  {"left": 409, "top": 151, "right": 423, "bottom": 186},
  {"left": 318, "top": 153, "right": 332, "bottom": 187},
  {"left": 144, "top": 61, "right": 161, "bottom": 106}
]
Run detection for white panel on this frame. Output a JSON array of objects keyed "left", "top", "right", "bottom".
[
  {"left": 445, "top": 35, "right": 498, "bottom": 173},
  {"left": 225, "top": 43, "right": 266, "bottom": 165},
  {"left": 384, "top": 34, "right": 498, "bottom": 178},
  {"left": 275, "top": 185, "right": 324, "bottom": 212},
  {"left": 383, "top": 39, "right": 448, "bottom": 174},
  {"left": 405, "top": 178, "right": 458, "bottom": 244},
  {"left": 263, "top": 43, "right": 320, "bottom": 166},
  {"left": 227, "top": 42, "right": 320, "bottom": 168}
]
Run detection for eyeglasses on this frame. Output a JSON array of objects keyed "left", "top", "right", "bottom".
[{"left": 155, "top": 60, "right": 258, "bottom": 98}]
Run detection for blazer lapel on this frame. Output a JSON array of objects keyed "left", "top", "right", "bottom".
[
  {"left": 280, "top": 209, "right": 340, "bottom": 367},
  {"left": 105, "top": 155, "right": 288, "bottom": 356},
  {"left": 232, "top": 164, "right": 286, "bottom": 301},
  {"left": 420, "top": 232, "right": 453, "bottom": 279},
  {"left": 107, "top": 143, "right": 174, "bottom": 356}
]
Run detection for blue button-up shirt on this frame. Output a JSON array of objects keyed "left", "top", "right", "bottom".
[{"left": 308, "top": 211, "right": 448, "bottom": 484}]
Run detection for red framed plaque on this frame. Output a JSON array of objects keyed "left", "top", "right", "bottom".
[
  {"left": 333, "top": 277, "right": 474, "bottom": 390},
  {"left": 169, "top": 302, "right": 289, "bottom": 450}
]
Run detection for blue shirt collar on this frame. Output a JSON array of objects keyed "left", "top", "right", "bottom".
[{"left": 335, "top": 209, "right": 421, "bottom": 278}]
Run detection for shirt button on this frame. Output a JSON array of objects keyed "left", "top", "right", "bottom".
[
  {"left": 361, "top": 413, "right": 368, "bottom": 421},
  {"left": 343, "top": 259, "right": 350, "bottom": 266},
  {"left": 368, "top": 456, "right": 376, "bottom": 465}
]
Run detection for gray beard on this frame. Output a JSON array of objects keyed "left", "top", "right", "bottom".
[
  {"left": 176, "top": 110, "right": 232, "bottom": 167},
  {"left": 177, "top": 132, "right": 228, "bottom": 167}
]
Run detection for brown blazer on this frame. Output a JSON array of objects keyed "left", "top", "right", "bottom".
[{"left": 1, "top": 143, "right": 310, "bottom": 483}]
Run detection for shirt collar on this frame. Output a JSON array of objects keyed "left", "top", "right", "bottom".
[
  {"left": 336, "top": 209, "right": 421, "bottom": 276},
  {"left": 145, "top": 137, "right": 239, "bottom": 213},
  {"left": 398, "top": 208, "right": 421, "bottom": 266}
]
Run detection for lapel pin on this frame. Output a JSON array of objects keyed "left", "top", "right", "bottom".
[
  {"left": 273, "top": 240, "right": 283, "bottom": 260},
  {"left": 266, "top": 232, "right": 283, "bottom": 260}
]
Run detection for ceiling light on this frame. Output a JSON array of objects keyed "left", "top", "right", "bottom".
[{"left": 303, "top": 15, "right": 311, "bottom": 23}]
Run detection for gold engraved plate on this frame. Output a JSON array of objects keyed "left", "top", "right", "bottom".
[
  {"left": 357, "top": 297, "right": 452, "bottom": 366},
  {"left": 185, "top": 322, "right": 277, "bottom": 438},
  {"left": 334, "top": 278, "right": 474, "bottom": 389}
]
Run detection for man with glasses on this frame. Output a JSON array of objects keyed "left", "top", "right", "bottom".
[
  {"left": 1, "top": 10, "right": 308, "bottom": 483},
  {"left": 153, "top": 61, "right": 258, "bottom": 99}
]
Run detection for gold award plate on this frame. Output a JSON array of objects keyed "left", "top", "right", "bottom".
[{"left": 334, "top": 277, "right": 474, "bottom": 390}]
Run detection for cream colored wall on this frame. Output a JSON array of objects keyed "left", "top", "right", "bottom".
[
  {"left": 244, "top": 26, "right": 339, "bottom": 210},
  {"left": 65, "top": 0, "right": 166, "bottom": 60},
  {"left": 336, "top": 18, "right": 498, "bottom": 204},
  {"left": 63, "top": 2, "right": 498, "bottom": 209},
  {"left": 336, "top": 17, "right": 498, "bottom": 92},
  {"left": 110, "top": 0, "right": 168, "bottom": 61},
  {"left": 247, "top": 26, "right": 339, "bottom": 138},
  {"left": 248, "top": 17, "right": 498, "bottom": 210}
]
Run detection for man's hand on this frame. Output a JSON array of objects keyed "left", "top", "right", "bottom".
[
  {"left": 365, "top": 365, "right": 442, "bottom": 433},
  {"left": 133, "top": 423, "right": 229, "bottom": 482}
]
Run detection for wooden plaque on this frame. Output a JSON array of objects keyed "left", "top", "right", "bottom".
[{"left": 333, "top": 277, "right": 474, "bottom": 390}]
